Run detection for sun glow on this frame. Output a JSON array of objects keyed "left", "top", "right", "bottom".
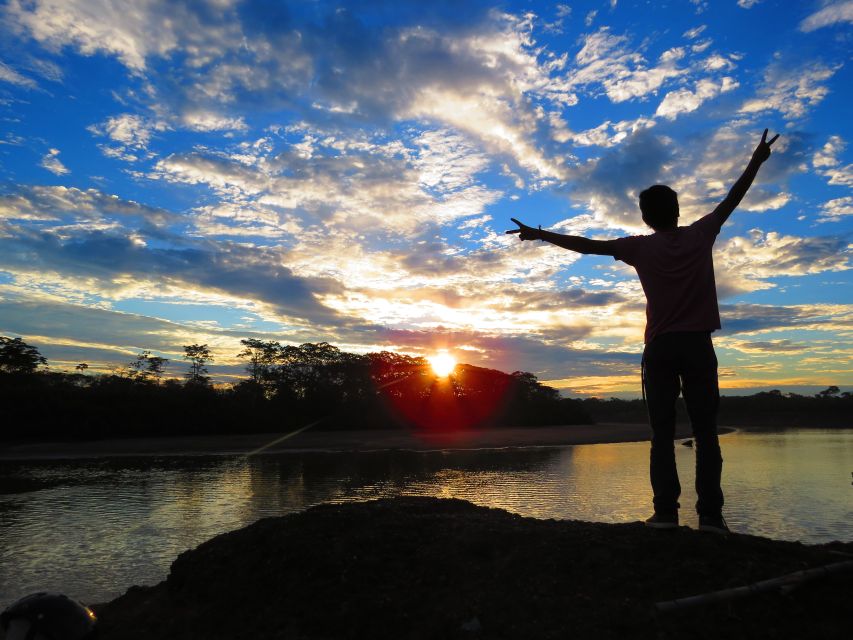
[{"left": 428, "top": 352, "right": 457, "bottom": 377}]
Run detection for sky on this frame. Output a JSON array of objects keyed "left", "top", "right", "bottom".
[{"left": 0, "top": 0, "right": 851, "bottom": 397}]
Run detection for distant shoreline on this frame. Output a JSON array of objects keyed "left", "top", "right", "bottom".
[
  {"left": 4, "top": 423, "right": 848, "bottom": 462},
  {"left": 0, "top": 423, "right": 722, "bottom": 461}
]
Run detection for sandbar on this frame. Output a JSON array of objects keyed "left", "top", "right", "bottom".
[{"left": 0, "top": 423, "right": 715, "bottom": 461}]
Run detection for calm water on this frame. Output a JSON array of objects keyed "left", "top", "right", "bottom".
[{"left": 1, "top": 428, "right": 851, "bottom": 608}]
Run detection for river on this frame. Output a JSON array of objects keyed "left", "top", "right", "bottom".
[{"left": 1, "top": 427, "right": 851, "bottom": 608}]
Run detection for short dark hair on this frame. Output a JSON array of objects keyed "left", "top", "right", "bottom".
[{"left": 639, "top": 185, "right": 679, "bottom": 230}]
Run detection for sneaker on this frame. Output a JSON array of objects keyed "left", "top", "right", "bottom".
[
  {"left": 699, "top": 515, "right": 730, "bottom": 534},
  {"left": 644, "top": 513, "right": 679, "bottom": 529}
]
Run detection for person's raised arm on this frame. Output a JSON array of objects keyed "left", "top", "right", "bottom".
[
  {"left": 711, "top": 128, "right": 779, "bottom": 228},
  {"left": 506, "top": 217, "right": 615, "bottom": 255}
]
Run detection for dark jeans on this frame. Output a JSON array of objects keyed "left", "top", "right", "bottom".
[{"left": 643, "top": 331, "right": 723, "bottom": 517}]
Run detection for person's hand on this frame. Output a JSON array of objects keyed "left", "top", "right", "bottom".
[
  {"left": 751, "top": 128, "right": 780, "bottom": 164},
  {"left": 506, "top": 217, "right": 541, "bottom": 241}
]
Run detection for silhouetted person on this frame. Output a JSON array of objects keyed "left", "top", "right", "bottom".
[{"left": 509, "top": 129, "right": 780, "bottom": 533}]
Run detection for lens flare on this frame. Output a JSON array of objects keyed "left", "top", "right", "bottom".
[{"left": 428, "top": 352, "right": 457, "bottom": 377}]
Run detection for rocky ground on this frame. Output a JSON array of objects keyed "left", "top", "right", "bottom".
[{"left": 91, "top": 497, "right": 852, "bottom": 639}]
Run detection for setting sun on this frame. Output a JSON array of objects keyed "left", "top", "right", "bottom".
[{"left": 428, "top": 352, "right": 457, "bottom": 377}]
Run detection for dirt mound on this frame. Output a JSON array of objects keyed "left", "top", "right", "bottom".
[{"left": 94, "top": 497, "right": 852, "bottom": 639}]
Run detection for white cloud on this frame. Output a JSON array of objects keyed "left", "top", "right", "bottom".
[
  {"left": 87, "top": 113, "right": 171, "bottom": 162},
  {"left": 570, "top": 117, "right": 656, "bottom": 148},
  {"left": 750, "top": 339, "right": 816, "bottom": 353},
  {"left": 3, "top": 0, "right": 257, "bottom": 141},
  {"left": 90, "top": 114, "right": 157, "bottom": 148},
  {"left": 691, "top": 39, "right": 712, "bottom": 53},
  {"left": 0, "top": 185, "right": 177, "bottom": 225},
  {"left": 5, "top": 0, "right": 168, "bottom": 72},
  {"left": 542, "top": 3, "right": 571, "bottom": 33},
  {"left": 817, "top": 197, "right": 853, "bottom": 222},
  {"left": 683, "top": 25, "right": 707, "bottom": 39},
  {"left": 0, "top": 133, "right": 25, "bottom": 146},
  {"left": 181, "top": 111, "right": 248, "bottom": 132},
  {"left": 0, "top": 2, "right": 682, "bottom": 185},
  {"left": 410, "top": 88, "right": 569, "bottom": 182},
  {"left": 0, "top": 60, "right": 37, "bottom": 88},
  {"left": 737, "top": 0, "right": 763, "bottom": 8},
  {"left": 824, "top": 164, "right": 853, "bottom": 187},
  {"left": 701, "top": 54, "right": 737, "bottom": 72},
  {"left": 149, "top": 127, "right": 503, "bottom": 236},
  {"left": 26, "top": 56, "right": 63, "bottom": 82},
  {"left": 739, "top": 60, "right": 839, "bottom": 121},
  {"left": 739, "top": 189, "right": 791, "bottom": 212},
  {"left": 190, "top": 201, "right": 301, "bottom": 239},
  {"left": 458, "top": 214, "right": 492, "bottom": 230},
  {"left": 152, "top": 152, "right": 268, "bottom": 196},
  {"left": 716, "top": 229, "right": 850, "bottom": 295},
  {"left": 799, "top": 1, "right": 853, "bottom": 32},
  {"left": 413, "top": 130, "right": 490, "bottom": 193},
  {"left": 89, "top": 111, "right": 242, "bottom": 161},
  {"left": 500, "top": 162, "right": 525, "bottom": 189},
  {"left": 40, "top": 148, "right": 69, "bottom": 175},
  {"left": 813, "top": 135, "right": 845, "bottom": 168},
  {"left": 655, "top": 76, "right": 738, "bottom": 120},
  {"left": 812, "top": 135, "right": 853, "bottom": 187},
  {"left": 0, "top": 222, "right": 344, "bottom": 326},
  {"left": 3, "top": 0, "right": 239, "bottom": 73},
  {"left": 567, "top": 28, "right": 687, "bottom": 104},
  {"left": 396, "top": 15, "right": 576, "bottom": 182}
]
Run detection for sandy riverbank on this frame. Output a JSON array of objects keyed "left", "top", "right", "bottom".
[{"left": 0, "top": 423, "right": 716, "bottom": 460}]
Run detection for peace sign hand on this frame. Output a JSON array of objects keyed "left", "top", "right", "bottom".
[
  {"left": 506, "top": 217, "right": 541, "bottom": 241},
  {"left": 752, "top": 128, "right": 780, "bottom": 164}
]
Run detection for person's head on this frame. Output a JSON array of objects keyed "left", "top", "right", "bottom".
[
  {"left": 1, "top": 593, "right": 97, "bottom": 640},
  {"left": 639, "top": 185, "right": 679, "bottom": 231}
]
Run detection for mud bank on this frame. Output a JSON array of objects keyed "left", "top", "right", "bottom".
[{"left": 91, "top": 497, "right": 852, "bottom": 640}]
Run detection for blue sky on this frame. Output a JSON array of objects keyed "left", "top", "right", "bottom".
[{"left": 0, "top": 0, "right": 850, "bottom": 396}]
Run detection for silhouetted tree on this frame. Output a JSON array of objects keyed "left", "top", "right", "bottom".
[
  {"left": 367, "top": 351, "right": 427, "bottom": 387},
  {"left": 237, "top": 339, "right": 280, "bottom": 386},
  {"left": 274, "top": 342, "right": 359, "bottom": 403},
  {"left": 184, "top": 344, "right": 213, "bottom": 385},
  {"left": 128, "top": 350, "right": 169, "bottom": 384},
  {"left": 817, "top": 385, "right": 840, "bottom": 398},
  {"left": 0, "top": 336, "right": 47, "bottom": 374},
  {"left": 147, "top": 355, "right": 168, "bottom": 383},
  {"left": 75, "top": 363, "right": 89, "bottom": 373}
]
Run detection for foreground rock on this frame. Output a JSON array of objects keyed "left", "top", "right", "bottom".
[{"left": 95, "top": 498, "right": 852, "bottom": 639}]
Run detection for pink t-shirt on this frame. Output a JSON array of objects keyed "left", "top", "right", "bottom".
[{"left": 607, "top": 212, "right": 722, "bottom": 343}]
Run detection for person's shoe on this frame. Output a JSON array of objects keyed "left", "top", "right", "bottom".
[
  {"left": 699, "top": 515, "right": 730, "bottom": 534},
  {"left": 644, "top": 513, "right": 679, "bottom": 529}
]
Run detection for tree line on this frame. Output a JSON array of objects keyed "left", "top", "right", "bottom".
[
  {"left": 2, "top": 336, "right": 849, "bottom": 441},
  {"left": 579, "top": 388, "right": 853, "bottom": 428},
  {"left": 0, "top": 336, "right": 592, "bottom": 441}
]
